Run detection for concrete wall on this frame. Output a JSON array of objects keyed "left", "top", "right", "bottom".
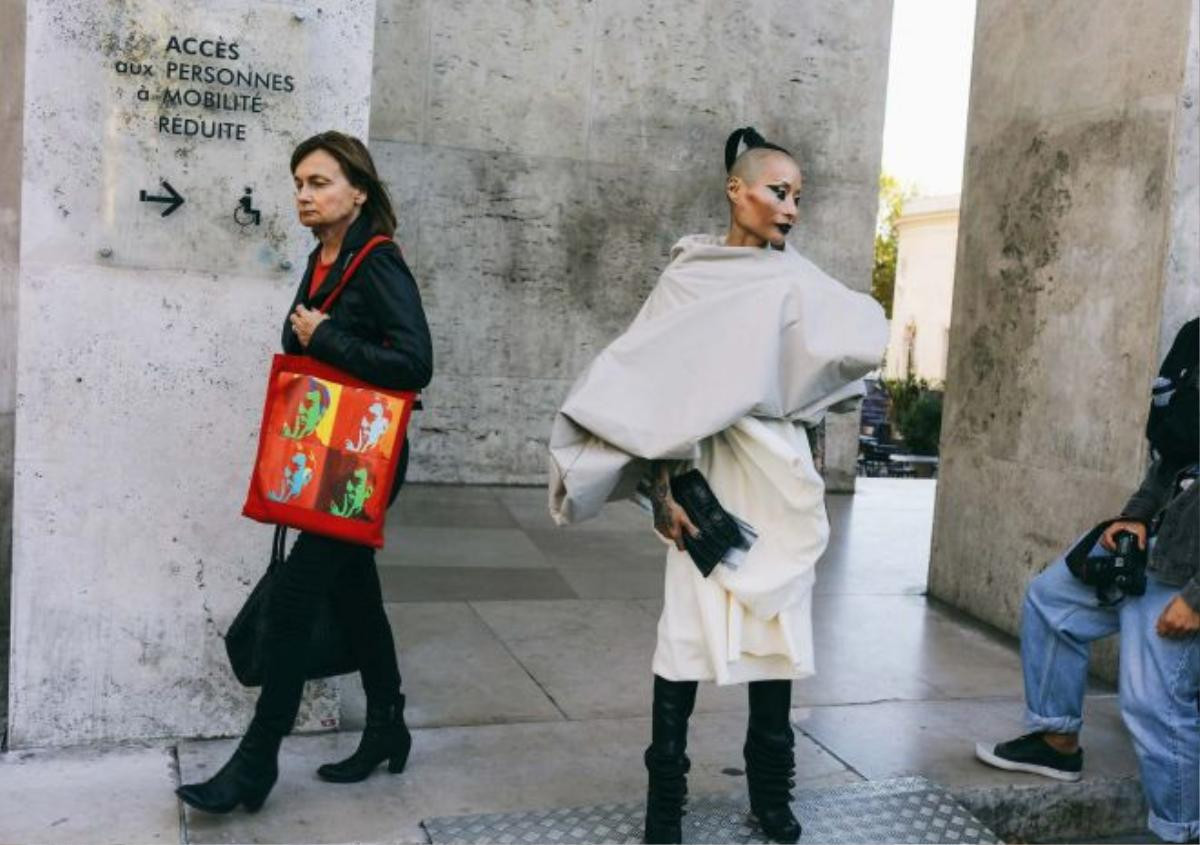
[
  {"left": 8, "top": 0, "right": 892, "bottom": 747},
  {"left": 0, "top": 0, "right": 26, "bottom": 742},
  {"left": 884, "top": 194, "right": 959, "bottom": 383},
  {"left": 1161, "top": 0, "right": 1200, "bottom": 357},
  {"left": 929, "top": 0, "right": 1198, "bottom": 658},
  {"left": 9, "top": 0, "right": 376, "bottom": 748},
  {"left": 368, "top": 0, "right": 894, "bottom": 490}
]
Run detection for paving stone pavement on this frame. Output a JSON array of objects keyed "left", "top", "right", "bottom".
[{"left": 1, "top": 480, "right": 1151, "bottom": 844}]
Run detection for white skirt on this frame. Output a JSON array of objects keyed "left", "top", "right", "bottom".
[{"left": 651, "top": 417, "right": 827, "bottom": 685}]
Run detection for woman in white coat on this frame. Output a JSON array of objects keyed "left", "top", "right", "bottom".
[{"left": 548, "top": 127, "right": 887, "bottom": 844}]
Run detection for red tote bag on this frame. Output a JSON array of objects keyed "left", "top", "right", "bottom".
[{"left": 241, "top": 237, "right": 416, "bottom": 548}]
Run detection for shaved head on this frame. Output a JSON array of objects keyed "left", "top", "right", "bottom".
[{"left": 729, "top": 148, "right": 798, "bottom": 184}]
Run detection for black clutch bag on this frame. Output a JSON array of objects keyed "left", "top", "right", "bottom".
[
  {"left": 669, "top": 469, "right": 746, "bottom": 577},
  {"left": 225, "top": 526, "right": 358, "bottom": 687}
]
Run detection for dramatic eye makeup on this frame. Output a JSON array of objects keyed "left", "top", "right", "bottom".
[{"left": 767, "top": 183, "right": 797, "bottom": 201}]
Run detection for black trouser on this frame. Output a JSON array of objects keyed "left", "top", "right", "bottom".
[
  {"left": 253, "top": 531, "right": 402, "bottom": 737},
  {"left": 647, "top": 677, "right": 793, "bottom": 750}
]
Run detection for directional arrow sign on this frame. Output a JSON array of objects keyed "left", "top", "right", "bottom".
[{"left": 139, "top": 180, "right": 185, "bottom": 217}]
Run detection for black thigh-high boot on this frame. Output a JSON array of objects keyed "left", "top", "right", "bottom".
[
  {"left": 745, "top": 680, "right": 801, "bottom": 843},
  {"left": 644, "top": 675, "right": 698, "bottom": 845},
  {"left": 176, "top": 718, "right": 282, "bottom": 814}
]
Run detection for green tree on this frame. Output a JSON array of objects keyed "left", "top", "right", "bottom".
[
  {"left": 872, "top": 173, "right": 912, "bottom": 319},
  {"left": 880, "top": 374, "right": 943, "bottom": 456},
  {"left": 898, "top": 391, "right": 943, "bottom": 455},
  {"left": 880, "top": 374, "right": 928, "bottom": 428}
]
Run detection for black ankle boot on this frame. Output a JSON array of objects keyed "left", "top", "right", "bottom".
[
  {"left": 176, "top": 721, "right": 281, "bottom": 814},
  {"left": 745, "top": 681, "right": 801, "bottom": 844},
  {"left": 644, "top": 676, "right": 698, "bottom": 845},
  {"left": 317, "top": 696, "right": 411, "bottom": 783}
]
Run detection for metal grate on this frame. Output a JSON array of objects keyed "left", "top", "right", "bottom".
[{"left": 422, "top": 776, "right": 1001, "bottom": 844}]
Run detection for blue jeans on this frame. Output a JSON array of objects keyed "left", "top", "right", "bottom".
[{"left": 1022, "top": 542, "right": 1199, "bottom": 842}]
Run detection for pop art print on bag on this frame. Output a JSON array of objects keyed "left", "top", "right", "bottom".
[
  {"left": 259, "top": 440, "right": 326, "bottom": 510},
  {"left": 329, "top": 389, "right": 407, "bottom": 459},
  {"left": 267, "top": 374, "right": 342, "bottom": 445},
  {"left": 242, "top": 245, "right": 417, "bottom": 546},
  {"left": 316, "top": 451, "right": 382, "bottom": 521}
]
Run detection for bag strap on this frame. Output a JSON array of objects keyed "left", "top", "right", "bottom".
[
  {"left": 270, "top": 524, "right": 288, "bottom": 570},
  {"left": 316, "top": 234, "right": 394, "bottom": 314},
  {"left": 1063, "top": 519, "right": 1116, "bottom": 578},
  {"left": 309, "top": 234, "right": 423, "bottom": 405}
]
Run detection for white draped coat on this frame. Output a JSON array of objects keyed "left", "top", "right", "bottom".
[{"left": 549, "top": 235, "right": 887, "bottom": 684}]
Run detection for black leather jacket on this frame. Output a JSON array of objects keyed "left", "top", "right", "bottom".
[{"left": 282, "top": 215, "right": 433, "bottom": 496}]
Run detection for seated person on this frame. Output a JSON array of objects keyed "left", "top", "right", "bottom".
[{"left": 975, "top": 318, "right": 1199, "bottom": 844}]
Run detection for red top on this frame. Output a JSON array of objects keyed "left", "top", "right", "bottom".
[{"left": 308, "top": 259, "right": 334, "bottom": 300}]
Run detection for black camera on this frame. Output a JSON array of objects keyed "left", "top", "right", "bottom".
[
  {"left": 1080, "top": 531, "right": 1148, "bottom": 605},
  {"left": 1109, "top": 532, "right": 1149, "bottom": 597}
]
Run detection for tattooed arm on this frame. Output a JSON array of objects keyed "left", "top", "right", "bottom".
[{"left": 648, "top": 461, "right": 699, "bottom": 551}]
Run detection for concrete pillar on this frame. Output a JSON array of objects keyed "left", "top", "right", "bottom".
[
  {"left": 1161, "top": 2, "right": 1200, "bottom": 354},
  {"left": 0, "top": 0, "right": 26, "bottom": 740},
  {"left": 368, "top": 0, "right": 893, "bottom": 490},
  {"left": 930, "top": 0, "right": 1199, "bottom": 673},
  {"left": 10, "top": 0, "right": 376, "bottom": 747}
]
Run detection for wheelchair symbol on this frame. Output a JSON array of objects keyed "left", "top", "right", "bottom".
[{"left": 234, "top": 187, "right": 261, "bottom": 227}]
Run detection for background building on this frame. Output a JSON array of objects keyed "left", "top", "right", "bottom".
[{"left": 883, "top": 194, "right": 959, "bottom": 384}]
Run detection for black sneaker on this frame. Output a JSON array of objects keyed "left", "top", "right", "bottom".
[{"left": 975, "top": 732, "right": 1083, "bottom": 782}]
